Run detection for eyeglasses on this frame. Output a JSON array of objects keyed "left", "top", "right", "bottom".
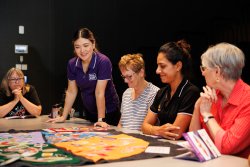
[
  {"left": 8, "top": 77, "right": 24, "bottom": 83},
  {"left": 121, "top": 72, "right": 135, "bottom": 81},
  {"left": 200, "top": 65, "right": 207, "bottom": 72}
]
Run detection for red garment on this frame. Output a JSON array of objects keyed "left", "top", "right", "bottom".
[{"left": 201, "top": 79, "right": 250, "bottom": 158}]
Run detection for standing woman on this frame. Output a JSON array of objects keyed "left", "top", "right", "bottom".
[
  {"left": 118, "top": 53, "right": 159, "bottom": 130},
  {"left": 0, "top": 68, "right": 42, "bottom": 118},
  {"left": 189, "top": 43, "right": 250, "bottom": 158},
  {"left": 142, "top": 40, "right": 200, "bottom": 140},
  {"left": 47, "top": 28, "right": 120, "bottom": 127}
]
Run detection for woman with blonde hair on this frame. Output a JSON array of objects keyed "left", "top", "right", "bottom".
[
  {"left": 118, "top": 53, "right": 159, "bottom": 130},
  {"left": 0, "top": 68, "right": 42, "bottom": 118}
]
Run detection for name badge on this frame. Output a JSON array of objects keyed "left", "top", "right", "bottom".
[{"left": 89, "top": 73, "right": 97, "bottom": 80}]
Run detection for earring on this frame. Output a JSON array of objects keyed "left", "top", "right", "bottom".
[{"left": 216, "top": 78, "right": 220, "bottom": 82}]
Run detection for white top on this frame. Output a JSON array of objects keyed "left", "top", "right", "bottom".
[{"left": 120, "top": 82, "right": 159, "bottom": 130}]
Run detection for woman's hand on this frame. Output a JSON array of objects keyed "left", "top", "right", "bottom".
[
  {"left": 200, "top": 86, "right": 217, "bottom": 117},
  {"left": 12, "top": 88, "right": 23, "bottom": 101},
  {"left": 46, "top": 116, "right": 66, "bottom": 123},
  {"left": 202, "top": 86, "right": 217, "bottom": 103},
  {"left": 156, "top": 123, "right": 180, "bottom": 140},
  {"left": 94, "top": 121, "right": 110, "bottom": 129}
]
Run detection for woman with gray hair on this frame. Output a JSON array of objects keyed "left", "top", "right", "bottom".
[
  {"left": 0, "top": 68, "right": 42, "bottom": 118},
  {"left": 189, "top": 42, "right": 250, "bottom": 158}
]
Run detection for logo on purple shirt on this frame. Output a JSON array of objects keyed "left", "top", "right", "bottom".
[{"left": 89, "top": 73, "right": 97, "bottom": 80}]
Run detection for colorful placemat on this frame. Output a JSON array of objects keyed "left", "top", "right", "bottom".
[
  {"left": 0, "top": 131, "right": 45, "bottom": 146},
  {"left": 55, "top": 133, "right": 149, "bottom": 162}
]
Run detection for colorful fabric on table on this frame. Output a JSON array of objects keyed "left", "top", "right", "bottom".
[
  {"left": 43, "top": 131, "right": 110, "bottom": 144},
  {"left": 20, "top": 143, "right": 82, "bottom": 165},
  {"left": 42, "top": 126, "right": 109, "bottom": 133},
  {"left": 42, "top": 126, "right": 111, "bottom": 144},
  {"left": 55, "top": 134, "right": 149, "bottom": 162},
  {"left": 0, "top": 143, "right": 82, "bottom": 166},
  {"left": 0, "top": 131, "right": 45, "bottom": 146}
]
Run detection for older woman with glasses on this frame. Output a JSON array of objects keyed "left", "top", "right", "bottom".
[
  {"left": 189, "top": 42, "right": 250, "bottom": 158},
  {"left": 141, "top": 40, "right": 200, "bottom": 140},
  {"left": 0, "top": 67, "right": 42, "bottom": 118},
  {"left": 118, "top": 53, "right": 159, "bottom": 130}
]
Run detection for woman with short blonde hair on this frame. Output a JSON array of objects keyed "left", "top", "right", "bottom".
[{"left": 118, "top": 53, "right": 159, "bottom": 130}]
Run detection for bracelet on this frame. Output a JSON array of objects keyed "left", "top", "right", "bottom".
[
  {"left": 203, "top": 115, "right": 215, "bottom": 124},
  {"left": 98, "top": 118, "right": 106, "bottom": 122}
]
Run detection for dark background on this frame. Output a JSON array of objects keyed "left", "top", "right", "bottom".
[{"left": 0, "top": 0, "right": 249, "bottom": 115}]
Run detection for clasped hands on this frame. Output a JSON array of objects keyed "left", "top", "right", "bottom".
[
  {"left": 156, "top": 123, "right": 180, "bottom": 140},
  {"left": 199, "top": 86, "right": 217, "bottom": 117},
  {"left": 12, "top": 88, "right": 23, "bottom": 101}
]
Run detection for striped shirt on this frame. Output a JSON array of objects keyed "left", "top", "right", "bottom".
[{"left": 120, "top": 82, "right": 159, "bottom": 130}]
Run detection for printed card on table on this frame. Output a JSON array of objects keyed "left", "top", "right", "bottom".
[{"left": 145, "top": 146, "right": 170, "bottom": 154}]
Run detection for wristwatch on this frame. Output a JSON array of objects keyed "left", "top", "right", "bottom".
[
  {"left": 98, "top": 118, "right": 106, "bottom": 122},
  {"left": 203, "top": 115, "right": 214, "bottom": 124}
]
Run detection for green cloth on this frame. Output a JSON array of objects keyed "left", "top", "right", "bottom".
[{"left": 0, "top": 143, "right": 82, "bottom": 166}]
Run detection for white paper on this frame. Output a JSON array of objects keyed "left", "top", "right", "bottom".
[{"left": 145, "top": 146, "right": 170, "bottom": 154}]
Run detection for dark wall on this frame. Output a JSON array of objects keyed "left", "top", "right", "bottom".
[
  {"left": 0, "top": 0, "right": 55, "bottom": 113},
  {"left": 0, "top": 0, "right": 250, "bottom": 114}
]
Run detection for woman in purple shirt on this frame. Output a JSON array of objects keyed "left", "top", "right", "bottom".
[{"left": 48, "top": 28, "right": 120, "bottom": 127}]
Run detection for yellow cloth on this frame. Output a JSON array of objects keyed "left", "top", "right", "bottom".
[{"left": 55, "top": 134, "right": 149, "bottom": 162}]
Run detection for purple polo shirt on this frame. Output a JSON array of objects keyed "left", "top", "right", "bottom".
[{"left": 67, "top": 52, "right": 119, "bottom": 114}]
